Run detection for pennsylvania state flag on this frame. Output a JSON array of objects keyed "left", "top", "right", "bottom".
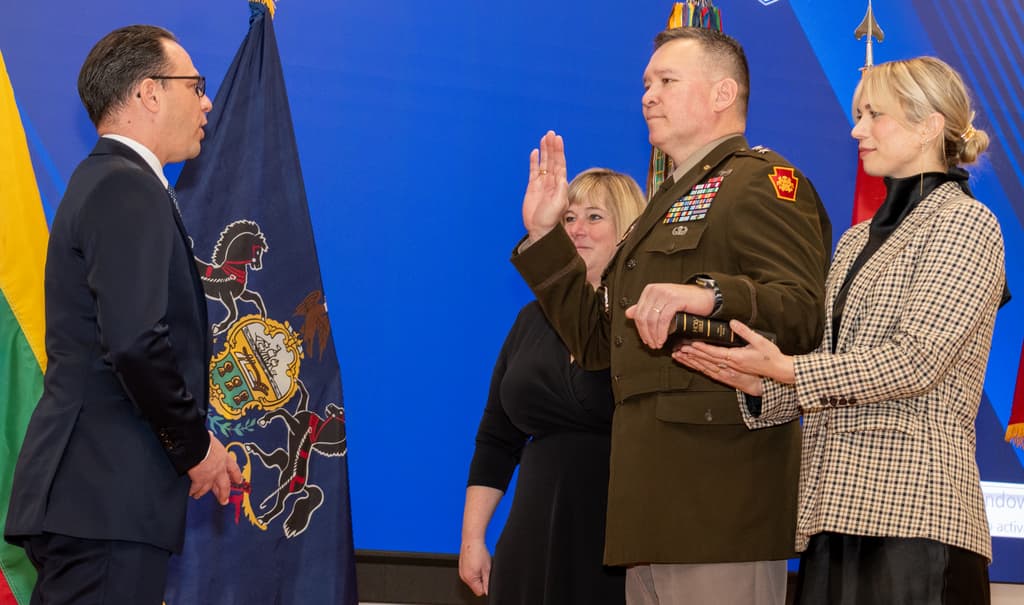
[{"left": 163, "top": 3, "right": 358, "bottom": 603}]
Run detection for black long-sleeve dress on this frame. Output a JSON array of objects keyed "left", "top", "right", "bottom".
[{"left": 468, "top": 302, "right": 625, "bottom": 605}]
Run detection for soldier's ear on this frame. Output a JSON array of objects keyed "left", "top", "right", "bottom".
[{"left": 712, "top": 78, "right": 738, "bottom": 113}]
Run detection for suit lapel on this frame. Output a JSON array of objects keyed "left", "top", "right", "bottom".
[
  {"left": 92, "top": 138, "right": 211, "bottom": 352},
  {"left": 619, "top": 136, "right": 748, "bottom": 261},
  {"left": 833, "top": 181, "right": 963, "bottom": 349}
]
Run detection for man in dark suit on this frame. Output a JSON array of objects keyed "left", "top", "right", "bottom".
[
  {"left": 513, "top": 28, "right": 832, "bottom": 605},
  {"left": 4, "top": 25, "right": 241, "bottom": 604}
]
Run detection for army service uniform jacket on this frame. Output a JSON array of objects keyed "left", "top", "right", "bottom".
[
  {"left": 747, "top": 181, "right": 1003, "bottom": 561},
  {"left": 512, "top": 135, "right": 832, "bottom": 565}
]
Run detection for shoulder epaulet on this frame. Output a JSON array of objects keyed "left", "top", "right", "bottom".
[{"left": 734, "top": 145, "right": 781, "bottom": 162}]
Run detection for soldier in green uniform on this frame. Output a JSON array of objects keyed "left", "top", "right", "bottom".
[{"left": 512, "top": 27, "right": 832, "bottom": 605}]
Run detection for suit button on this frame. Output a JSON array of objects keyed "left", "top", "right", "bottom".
[
  {"left": 704, "top": 409, "right": 714, "bottom": 422},
  {"left": 614, "top": 336, "right": 624, "bottom": 346},
  {"left": 820, "top": 396, "right": 828, "bottom": 405},
  {"left": 838, "top": 397, "right": 848, "bottom": 405},
  {"left": 619, "top": 297, "right": 630, "bottom": 308},
  {"left": 828, "top": 396, "right": 838, "bottom": 406},
  {"left": 848, "top": 397, "right": 857, "bottom": 405},
  {"left": 625, "top": 258, "right": 638, "bottom": 270}
]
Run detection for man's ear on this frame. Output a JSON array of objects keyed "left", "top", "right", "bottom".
[
  {"left": 136, "top": 78, "right": 161, "bottom": 112},
  {"left": 712, "top": 78, "right": 738, "bottom": 112}
]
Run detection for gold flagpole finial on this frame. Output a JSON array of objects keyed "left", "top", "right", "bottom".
[{"left": 854, "top": 0, "right": 884, "bottom": 69}]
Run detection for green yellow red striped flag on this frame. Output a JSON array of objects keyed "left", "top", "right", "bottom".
[{"left": 0, "top": 48, "right": 47, "bottom": 605}]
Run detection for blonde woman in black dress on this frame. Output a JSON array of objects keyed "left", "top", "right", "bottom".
[{"left": 460, "top": 168, "right": 645, "bottom": 604}]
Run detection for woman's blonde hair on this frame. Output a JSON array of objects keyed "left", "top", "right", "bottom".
[
  {"left": 853, "top": 56, "right": 989, "bottom": 167},
  {"left": 567, "top": 168, "right": 646, "bottom": 236}
]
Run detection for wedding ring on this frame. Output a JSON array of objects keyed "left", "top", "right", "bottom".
[
  {"left": 539, "top": 169, "right": 548, "bottom": 175},
  {"left": 653, "top": 307, "right": 662, "bottom": 313}
]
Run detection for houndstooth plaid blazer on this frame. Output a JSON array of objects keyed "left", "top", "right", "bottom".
[{"left": 743, "top": 181, "right": 1005, "bottom": 560}]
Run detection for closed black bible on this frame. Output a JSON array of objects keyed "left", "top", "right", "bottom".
[{"left": 664, "top": 313, "right": 775, "bottom": 349}]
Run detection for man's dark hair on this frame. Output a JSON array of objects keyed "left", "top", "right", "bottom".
[
  {"left": 654, "top": 27, "right": 750, "bottom": 116},
  {"left": 77, "top": 25, "right": 177, "bottom": 127}
]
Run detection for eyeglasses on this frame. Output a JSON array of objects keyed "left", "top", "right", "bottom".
[{"left": 149, "top": 75, "right": 206, "bottom": 97}]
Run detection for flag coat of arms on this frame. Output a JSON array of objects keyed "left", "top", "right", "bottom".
[{"left": 162, "top": 3, "right": 357, "bottom": 603}]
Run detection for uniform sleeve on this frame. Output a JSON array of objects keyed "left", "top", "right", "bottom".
[
  {"left": 78, "top": 167, "right": 208, "bottom": 473},
  {"left": 510, "top": 228, "right": 612, "bottom": 370},
  {"left": 467, "top": 310, "right": 531, "bottom": 491},
  {"left": 695, "top": 162, "right": 832, "bottom": 355},
  {"left": 793, "top": 200, "right": 1005, "bottom": 411}
]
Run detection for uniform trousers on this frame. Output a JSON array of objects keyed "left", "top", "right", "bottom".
[
  {"left": 23, "top": 532, "right": 171, "bottom": 605},
  {"left": 625, "top": 560, "right": 787, "bottom": 605}
]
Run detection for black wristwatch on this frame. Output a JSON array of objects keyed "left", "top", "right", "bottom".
[{"left": 694, "top": 276, "right": 723, "bottom": 316}]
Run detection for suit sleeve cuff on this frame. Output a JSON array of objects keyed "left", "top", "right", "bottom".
[{"left": 156, "top": 419, "right": 210, "bottom": 475}]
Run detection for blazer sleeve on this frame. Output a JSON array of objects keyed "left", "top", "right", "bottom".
[
  {"left": 694, "top": 163, "right": 832, "bottom": 355},
  {"left": 77, "top": 166, "right": 209, "bottom": 473},
  {"left": 737, "top": 378, "right": 802, "bottom": 429},
  {"left": 467, "top": 308, "right": 531, "bottom": 491},
  {"left": 792, "top": 198, "right": 1005, "bottom": 412}
]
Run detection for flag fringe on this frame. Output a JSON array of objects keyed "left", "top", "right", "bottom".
[
  {"left": 250, "top": 0, "right": 276, "bottom": 18},
  {"left": 1006, "top": 423, "right": 1024, "bottom": 448}
]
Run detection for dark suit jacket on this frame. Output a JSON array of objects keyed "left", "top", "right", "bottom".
[
  {"left": 513, "top": 136, "right": 832, "bottom": 565},
  {"left": 4, "top": 138, "right": 210, "bottom": 553}
]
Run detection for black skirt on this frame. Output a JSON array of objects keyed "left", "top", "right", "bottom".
[{"left": 793, "top": 532, "right": 989, "bottom": 605}]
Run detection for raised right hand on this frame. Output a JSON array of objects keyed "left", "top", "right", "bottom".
[
  {"left": 522, "top": 130, "right": 569, "bottom": 242},
  {"left": 458, "top": 539, "right": 492, "bottom": 596}
]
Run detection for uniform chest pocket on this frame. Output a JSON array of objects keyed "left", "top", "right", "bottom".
[
  {"left": 645, "top": 219, "right": 709, "bottom": 255},
  {"left": 654, "top": 390, "right": 744, "bottom": 425}
]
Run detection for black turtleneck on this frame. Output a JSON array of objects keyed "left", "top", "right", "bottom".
[{"left": 830, "top": 170, "right": 972, "bottom": 351}]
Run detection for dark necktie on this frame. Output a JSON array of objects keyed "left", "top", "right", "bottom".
[{"left": 167, "top": 185, "right": 183, "bottom": 219}]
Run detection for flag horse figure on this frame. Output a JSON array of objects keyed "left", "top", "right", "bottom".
[
  {"left": 245, "top": 380, "right": 347, "bottom": 537},
  {"left": 195, "top": 219, "right": 269, "bottom": 334}
]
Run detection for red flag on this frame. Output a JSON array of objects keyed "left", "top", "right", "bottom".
[
  {"left": 851, "top": 157, "right": 885, "bottom": 224},
  {"left": 1007, "top": 342, "right": 1024, "bottom": 447},
  {"left": 0, "top": 575, "right": 15, "bottom": 605}
]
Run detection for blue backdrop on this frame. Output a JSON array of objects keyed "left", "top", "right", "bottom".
[{"left": 3, "top": 0, "right": 1023, "bottom": 583}]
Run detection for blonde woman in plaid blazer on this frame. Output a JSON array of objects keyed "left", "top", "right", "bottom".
[{"left": 676, "top": 56, "right": 1007, "bottom": 604}]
